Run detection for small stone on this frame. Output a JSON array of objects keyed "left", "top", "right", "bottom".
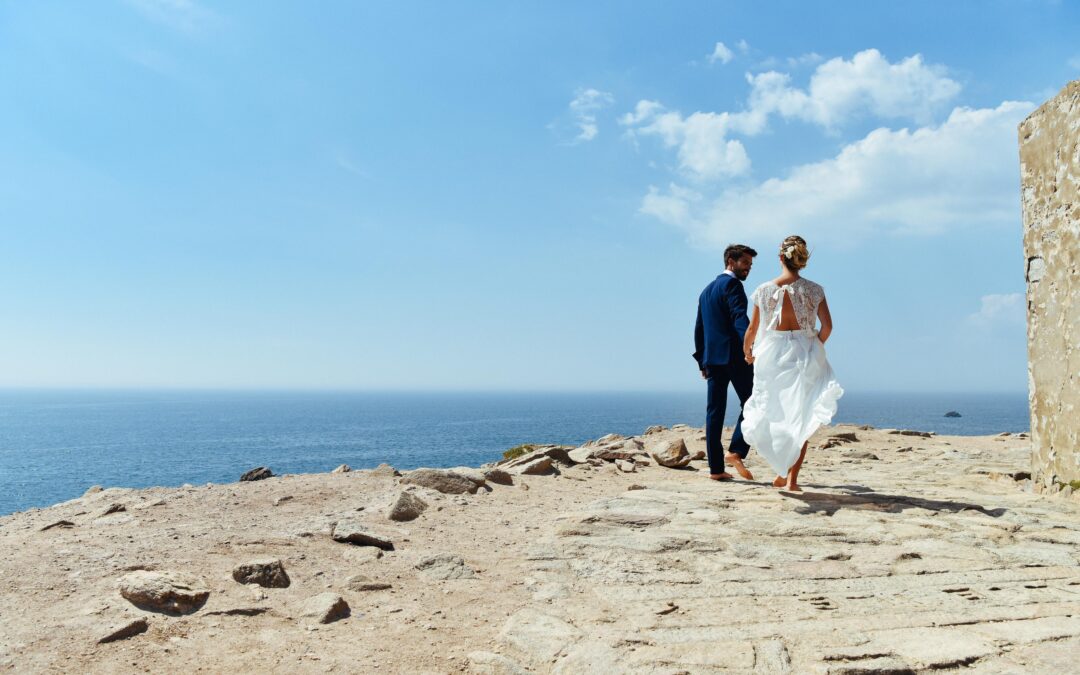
[
  {"left": 387, "top": 491, "right": 428, "bottom": 522},
  {"left": 415, "top": 553, "right": 476, "bottom": 580},
  {"left": 331, "top": 464, "right": 351, "bottom": 473},
  {"left": 93, "top": 503, "right": 127, "bottom": 518},
  {"left": 331, "top": 519, "right": 395, "bottom": 550},
  {"left": 272, "top": 495, "right": 293, "bottom": 506},
  {"left": 97, "top": 618, "right": 148, "bottom": 644},
  {"left": 239, "top": 467, "right": 273, "bottom": 482},
  {"left": 650, "top": 438, "right": 691, "bottom": 468},
  {"left": 830, "top": 432, "right": 858, "bottom": 442},
  {"left": 232, "top": 558, "right": 290, "bottom": 588},
  {"left": 627, "top": 484, "right": 646, "bottom": 491},
  {"left": 117, "top": 571, "right": 210, "bottom": 615},
  {"left": 643, "top": 425, "right": 666, "bottom": 434},
  {"left": 83, "top": 485, "right": 104, "bottom": 496},
  {"left": 615, "top": 460, "right": 636, "bottom": 473},
  {"left": 847, "top": 451, "right": 880, "bottom": 460},
  {"left": 690, "top": 450, "right": 706, "bottom": 461},
  {"left": 299, "top": 593, "right": 349, "bottom": 624}
]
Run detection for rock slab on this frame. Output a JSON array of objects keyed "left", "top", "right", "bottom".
[
  {"left": 300, "top": 593, "right": 350, "bottom": 624},
  {"left": 401, "top": 468, "right": 478, "bottom": 494},
  {"left": 387, "top": 491, "right": 428, "bottom": 522},
  {"left": 415, "top": 553, "right": 476, "bottom": 580},
  {"left": 239, "top": 467, "right": 273, "bottom": 482},
  {"left": 117, "top": 571, "right": 210, "bottom": 615},
  {"left": 331, "top": 519, "right": 396, "bottom": 550}
]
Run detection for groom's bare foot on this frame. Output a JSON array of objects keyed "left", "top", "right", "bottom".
[
  {"left": 709, "top": 473, "right": 734, "bottom": 481},
  {"left": 786, "top": 482, "right": 803, "bottom": 492},
  {"left": 725, "top": 454, "right": 754, "bottom": 480},
  {"left": 772, "top": 475, "right": 787, "bottom": 488}
]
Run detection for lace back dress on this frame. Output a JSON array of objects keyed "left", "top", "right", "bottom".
[{"left": 741, "top": 277, "right": 844, "bottom": 477}]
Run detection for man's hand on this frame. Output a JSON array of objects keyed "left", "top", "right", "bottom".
[
  {"left": 700, "top": 369, "right": 708, "bottom": 380},
  {"left": 744, "top": 351, "right": 755, "bottom": 365}
]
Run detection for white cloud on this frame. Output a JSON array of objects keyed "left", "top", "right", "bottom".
[
  {"left": 736, "top": 40, "right": 750, "bottom": 54},
  {"left": 621, "top": 105, "right": 756, "bottom": 179},
  {"left": 622, "top": 49, "right": 960, "bottom": 181},
  {"left": 968, "top": 293, "right": 1026, "bottom": 327},
  {"left": 568, "top": 88, "right": 614, "bottom": 142},
  {"left": 125, "top": 0, "right": 216, "bottom": 32},
  {"left": 641, "top": 101, "right": 1035, "bottom": 246},
  {"left": 708, "top": 42, "right": 735, "bottom": 65},
  {"left": 786, "top": 52, "right": 824, "bottom": 68},
  {"left": 747, "top": 49, "right": 961, "bottom": 129}
]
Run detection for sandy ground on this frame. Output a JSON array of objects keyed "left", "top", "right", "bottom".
[{"left": 1, "top": 424, "right": 1077, "bottom": 674}]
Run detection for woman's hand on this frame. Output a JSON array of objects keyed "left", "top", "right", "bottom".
[{"left": 744, "top": 350, "right": 755, "bottom": 365}]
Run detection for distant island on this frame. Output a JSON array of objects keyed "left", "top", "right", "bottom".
[{"left": 945, "top": 410, "right": 962, "bottom": 417}]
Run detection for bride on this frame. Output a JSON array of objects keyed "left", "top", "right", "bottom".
[{"left": 741, "top": 236, "right": 843, "bottom": 492}]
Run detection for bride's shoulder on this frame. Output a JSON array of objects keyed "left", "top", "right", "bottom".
[{"left": 799, "top": 277, "right": 825, "bottom": 295}]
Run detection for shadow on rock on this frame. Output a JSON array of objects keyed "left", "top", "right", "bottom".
[{"left": 783, "top": 489, "right": 1008, "bottom": 518}]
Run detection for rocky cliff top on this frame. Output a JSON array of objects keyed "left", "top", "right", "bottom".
[{"left": 2, "top": 424, "right": 1077, "bottom": 673}]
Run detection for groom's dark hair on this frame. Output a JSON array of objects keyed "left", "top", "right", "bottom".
[{"left": 724, "top": 244, "right": 758, "bottom": 266}]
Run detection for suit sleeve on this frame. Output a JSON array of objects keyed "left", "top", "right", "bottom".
[
  {"left": 726, "top": 281, "right": 750, "bottom": 340},
  {"left": 692, "top": 300, "right": 704, "bottom": 369}
]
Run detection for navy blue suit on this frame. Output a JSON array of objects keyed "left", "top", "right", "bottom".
[{"left": 694, "top": 272, "right": 754, "bottom": 475}]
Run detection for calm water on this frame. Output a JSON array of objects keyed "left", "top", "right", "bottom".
[{"left": 0, "top": 390, "right": 1028, "bottom": 516}]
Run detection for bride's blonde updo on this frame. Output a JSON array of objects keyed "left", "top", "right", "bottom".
[{"left": 780, "top": 235, "right": 810, "bottom": 271}]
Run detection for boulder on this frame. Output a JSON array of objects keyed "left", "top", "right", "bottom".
[
  {"left": 569, "top": 438, "right": 645, "bottom": 463},
  {"left": 615, "top": 460, "right": 636, "bottom": 473},
  {"left": 511, "top": 456, "right": 554, "bottom": 476},
  {"left": 649, "top": 438, "right": 691, "bottom": 469},
  {"left": 117, "top": 571, "right": 210, "bottom": 615},
  {"left": 300, "top": 593, "right": 350, "bottom": 624},
  {"left": 450, "top": 467, "right": 488, "bottom": 488},
  {"left": 331, "top": 464, "right": 351, "bottom": 473},
  {"left": 583, "top": 433, "right": 626, "bottom": 448},
  {"left": 483, "top": 468, "right": 514, "bottom": 485},
  {"left": 232, "top": 558, "right": 290, "bottom": 588},
  {"left": 239, "top": 467, "right": 273, "bottom": 482},
  {"left": 387, "top": 491, "right": 428, "bottom": 522},
  {"left": 643, "top": 425, "right": 666, "bottom": 435},
  {"left": 415, "top": 553, "right": 476, "bottom": 580},
  {"left": 690, "top": 450, "right": 706, "bottom": 461},
  {"left": 401, "top": 468, "right": 478, "bottom": 494},
  {"left": 97, "top": 618, "right": 148, "bottom": 644},
  {"left": 502, "top": 445, "right": 576, "bottom": 468},
  {"left": 330, "top": 519, "right": 395, "bottom": 550},
  {"left": 83, "top": 485, "right": 104, "bottom": 497}
]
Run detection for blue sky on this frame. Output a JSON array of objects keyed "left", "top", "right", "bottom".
[{"left": 1, "top": 1, "right": 1076, "bottom": 392}]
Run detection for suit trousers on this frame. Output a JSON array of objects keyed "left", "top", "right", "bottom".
[{"left": 705, "top": 361, "right": 753, "bottom": 475}]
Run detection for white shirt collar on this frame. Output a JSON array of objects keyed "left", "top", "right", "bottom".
[{"left": 722, "top": 269, "right": 736, "bottom": 277}]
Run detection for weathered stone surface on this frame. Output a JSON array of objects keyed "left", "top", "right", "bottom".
[
  {"left": 483, "top": 468, "right": 514, "bottom": 485},
  {"left": 649, "top": 438, "right": 691, "bottom": 468},
  {"left": 401, "top": 468, "right": 478, "bottom": 494},
  {"left": 889, "top": 429, "right": 933, "bottom": 438},
  {"left": 239, "top": 467, "right": 273, "bottom": 482},
  {"left": 387, "top": 491, "right": 428, "bottom": 522},
  {"left": 643, "top": 425, "right": 665, "bottom": 435},
  {"left": 232, "top": 558, "right": 290, "bottom": 588},
  {"left": 97, "top": 618, "right": 148, "bottom": 644},
  {"left": 415, "top": 553, "right": 475, "bottom": 580},
  {"left": 300, "top": 593, "right": 349, "bottom": 624},
  {"left": 502, "top": 445, "right": 576, "bottom": 468},
  {"left": 92, "top": 503, "right": 126, "bottom": 518},
  {"left": 40, "top": 520, "right": 75, "bottom": 531},
  {"left": 330, "top": 519, "right": 395, "bottom": 550},
  {"left": 1020, "top": 79, "right": 1080, "bottom": 490},
  {"left": 346, "top": 574, "right": 392, "bottom": 592},
  {"left": 331, "top": 464, "right": 351, "bottom": 473},
  {"left": 467, "top": 650, "right": 529, "bottom": 675},
  {"left": 117, "top": 571, "right": 210, "bottom": 615}
]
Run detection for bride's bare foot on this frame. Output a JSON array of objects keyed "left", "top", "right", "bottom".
[
  {"left": 725, "top": 453, "right": 754, "bottom": 480},
  {"left": 709, "top": 473, "right": 734, "bottom": 481},
  {"left": 772, "top": 475, "right": 787, "bottom": 488}
]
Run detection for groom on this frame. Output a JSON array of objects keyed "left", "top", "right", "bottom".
[{"left": 693, "top": 244, "right": 757, "bottom": 481}]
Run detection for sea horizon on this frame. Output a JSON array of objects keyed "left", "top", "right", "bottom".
[{"left": 0, "top": 389, "right": 1029, "bottom": 517}]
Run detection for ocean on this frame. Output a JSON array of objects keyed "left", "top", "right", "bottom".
[{"left": 0, "top": 390, "right": 1029, "bottom": 516}]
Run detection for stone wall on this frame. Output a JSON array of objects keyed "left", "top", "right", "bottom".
[{"left": 1019, "top": 79, "right": 1080, "bottom": 492}]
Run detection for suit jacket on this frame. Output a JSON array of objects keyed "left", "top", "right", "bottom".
[{"left": 694, "top": 273, "right": 750, "bottom": 369}]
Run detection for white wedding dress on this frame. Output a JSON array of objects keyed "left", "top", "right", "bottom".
[{"left": 741, "top": 277, "right": 843, "bottom": 477}]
